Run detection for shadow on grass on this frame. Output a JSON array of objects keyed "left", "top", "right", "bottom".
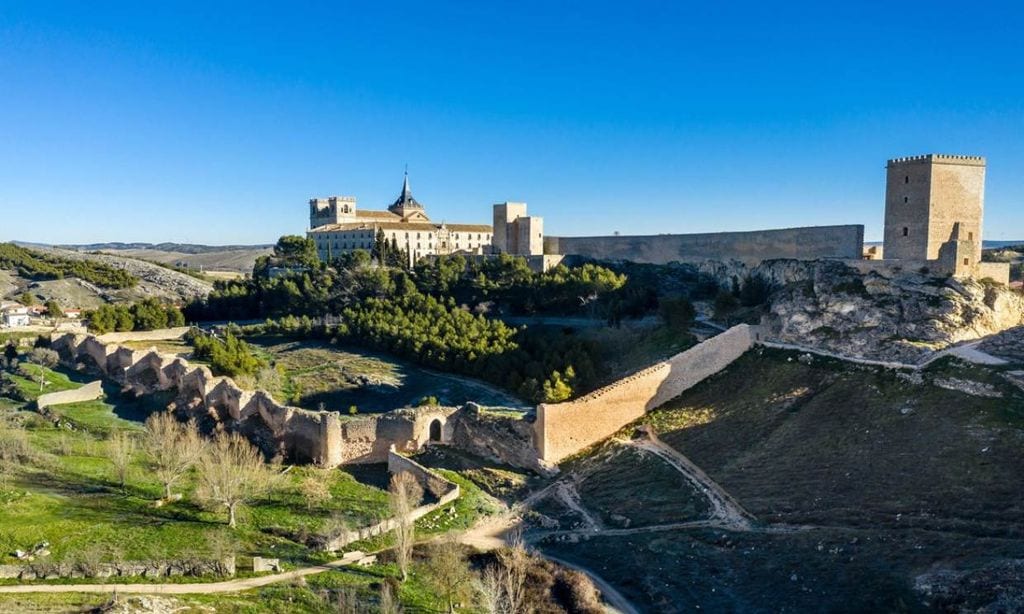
[{"left": 339, "top": 463, "right": 391, "bottom": 491}]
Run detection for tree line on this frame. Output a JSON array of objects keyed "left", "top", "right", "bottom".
[{"left": 85, "top": 298, "right": 186, "bottom": 334}]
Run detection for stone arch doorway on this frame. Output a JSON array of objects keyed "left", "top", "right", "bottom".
[{"left": 429, "top": 419, "right": 443, "bottom": 442}]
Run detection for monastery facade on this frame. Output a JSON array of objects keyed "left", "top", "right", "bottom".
[{"left": 308, "top": 173, "right": 493, "bottom": 262}]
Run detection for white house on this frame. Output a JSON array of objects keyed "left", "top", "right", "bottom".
[{"left": 1, "top": 304, "right": 31, "bottom": 328}]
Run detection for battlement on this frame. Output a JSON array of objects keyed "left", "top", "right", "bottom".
[
  {"left": 887, "top": 154, "right": 986, "bottom": 167},
  {"left": 310, "top": 196, "right": 357, "bottom": 207}
]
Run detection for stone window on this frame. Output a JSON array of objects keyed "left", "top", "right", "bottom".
[
  {"left": 904, "top": 196, "right": 908, "bottom": 203},
  {"left": 964, "top": 258, "right": 969, "bottom": 266},
  {"left": 968, "top": 231, "right": 974, "bottom": 241},
  {"left": 903, "top": 227, "right": 909, "bottom": 237},
  {"left": 905, "top": 175, "right": 909, "bottom": 184}
]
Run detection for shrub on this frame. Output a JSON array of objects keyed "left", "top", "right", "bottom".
[
  {"left": 85, "top": 299, "right": 185, "bottom": 334},
  {"left": 188, "top": 330, "right": 266, "bottom": 378}
]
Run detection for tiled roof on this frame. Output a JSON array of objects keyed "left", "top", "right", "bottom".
[
  {"left": 355, "top": 210, "right": 401, "bottom": 220},
  {"left": 311, "top": 221, "right": 492, "bottom": 233}
]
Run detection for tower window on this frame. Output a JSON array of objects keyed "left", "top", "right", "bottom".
[
  {"left": 904, "top": 196, "right": 908, "bottom": 203},
  {"left": 968, "top": 231, "right": 974, "bottom": 241},
  {"left": 964, "top": 258, "right": 969, "bottom": 266},
  {"left": 905, "top": 176, "right": 909, "bottom": 184},
  {"left": 902, "top": 227, "right": 909, "bottom": 237}
]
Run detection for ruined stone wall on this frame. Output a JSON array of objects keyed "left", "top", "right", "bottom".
[
  {"left": 36, "top": 380, "right": 104, "bottom": 410},
  {"left": 450, "top": 404, "right": 543, "bottom": 471},
  {"left": 320, "top": 448, "right": 460, "bottom": 551},
  {"left": 534, "top": 324, "right": 756, "bottom": 463},
  {"left": 50, "top": 333, "right": 344, "bottom": 466},
  {"left": 977, "top": 262, "right": 1012, "bottom": 285},
  {"left": 96, "top": 327, "right": 191, "bottom": 344},
  {"left": 0, "top": 558, "right": 235, "bottom": 581},
  {"left": 544, "top": 225, "right": 864, "bottom": 266}
]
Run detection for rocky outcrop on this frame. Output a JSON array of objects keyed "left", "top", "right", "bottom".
[
  {"left": 977, "top": 326, "right": 1024, "bottom": 364},
  {"left": 756, "top": 260, "right": 1024, "bottom": 363}
]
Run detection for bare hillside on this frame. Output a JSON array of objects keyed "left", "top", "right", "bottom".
[
  {"left": 3, "top": 246, "right": 212, "bottom": 308},
  {"left": 96, "top": 245, "right": 272, "bottom": 274},
  {"left": 531, "top": 347, "right": 1024, "bottom": 612}
]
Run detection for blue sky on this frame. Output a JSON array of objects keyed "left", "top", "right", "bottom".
[{"left": 2, "top": 1, "right": 1023, "bottom": 244}]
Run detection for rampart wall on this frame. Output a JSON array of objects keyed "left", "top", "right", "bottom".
[
  {"left": 48, "top": 332, "right": 475, "bottom": 467},
  {"left": 51, "top": 332, "right": 344, "bottom": 465},
  {"left": 544, "top": 225, "right": 864, "bottom": 265},
  {"left": 319, "top": 448, "right": 460, "bottom": 551},
  {"left": 534, "top": 324, "right": 756, "bottom": 463},
  {"left": 36, "top": 380, "right": 104, "bottom": 410}
]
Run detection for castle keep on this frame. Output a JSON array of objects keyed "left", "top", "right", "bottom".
[
  {"left": 870, "top": 154, "right": 1008, "bottom": 283},
  {"left": 884, "top": 154, "right": 985, "bottom": 264}
]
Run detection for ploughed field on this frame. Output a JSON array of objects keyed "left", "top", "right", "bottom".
[{"left": 530, "top": 347, "right": 1024, "bottom": 613}]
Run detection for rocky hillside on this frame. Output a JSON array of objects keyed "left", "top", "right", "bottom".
[
  {"left": 2, "top": 246, "right": 212, "bottom": 308},
  {"left": 700, "top": 259, "right": 1024, "bottom": 364}
]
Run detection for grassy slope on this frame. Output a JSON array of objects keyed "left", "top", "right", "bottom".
[
  {"left": 244, "top": 336, "right": 525, "bottom": 412},
  {"left": 539, "top": 348, "right": 1024, "bottom": 612},
  {"left": 654, "top": 349, "right": 1024, "bottom": 532},
  {"left": 571, "top": 443, "right": 711, "bottom": 528}
]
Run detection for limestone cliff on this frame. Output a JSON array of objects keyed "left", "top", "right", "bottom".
[{"left": 753, "top": 260, "right": 1024, "bottom": 363}]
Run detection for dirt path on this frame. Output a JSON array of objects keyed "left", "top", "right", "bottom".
[
  {"left": 542, "top": 554, "right": 641, "bottom": 614},
  {"left": 555, "top": 481, "right": 604, "bottom": 532},
  {"left": 626, "top": 429, "right": 757, "bottom": 530}
]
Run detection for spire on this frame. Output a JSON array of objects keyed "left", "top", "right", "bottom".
[{"left": 388, "top": 165, "right": 426, "bottom": 218}]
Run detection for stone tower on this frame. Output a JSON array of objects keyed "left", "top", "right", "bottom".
[{"left": 883, "top": 154, "right": 986, "bottom": 264}]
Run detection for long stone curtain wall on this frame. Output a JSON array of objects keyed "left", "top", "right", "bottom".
[
  {"left": 51, "top": 325, "right": 757, "bottom": 472},
  {"left": 544, "top": 225, "right": 865, "bottom": 266},
  {"left": 533, "top": 324, "right": 757, "bottom": 464}
]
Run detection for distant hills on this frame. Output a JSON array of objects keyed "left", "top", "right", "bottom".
[
  {"left": 55, "top": 242, "right": 274, "bottom": 254},
  {"left": 864, "top": 240, "right": 1024, "bottom": 249},
  {"left": 13, "top": 241, "right": 274, "bottom": 275},
  {"left": 983, "top": 240, "right": 1024, "bottom": 249}
]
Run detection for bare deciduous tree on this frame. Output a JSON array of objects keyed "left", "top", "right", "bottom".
[
  {"left": 426, "top": 534, "right": 474, "bottom": 614},
  {"left": 196, "top": 431, "right": 276, "bottom": 528},
  {"left": 0, "top": 423, "right": 33, "bottom": 487},
  {"left": 28, "top": 348, "right": 59, "bottom": 392},
  {"left": 379, "top": 579, "right": 401, "bottom": 614},
  {"left": 479, "top": 564, "right": 505, "bottom": 614},
  {"left": 478, "top": 528, "right": 531, "bottom": 614},
  {"left": 107, "top": 431, "right": 136, "bottom": 494},
  {"left": 389, "top": 471, "right": 423, "bottom": 583},
  {"left": 144, "top": 412, "right": 204, "bottom": 500}
]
